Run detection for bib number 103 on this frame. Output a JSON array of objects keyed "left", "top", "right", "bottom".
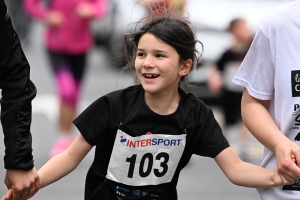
[{"left": 126, "top": 152, "right": 169, "bottom": 178}]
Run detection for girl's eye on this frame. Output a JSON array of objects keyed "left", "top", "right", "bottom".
[
  {"left": 156, "top": 54, "right": 165, "bottom": 58},
  {"left": 137, "top": 52, "right": 145, "bottom": 57}
]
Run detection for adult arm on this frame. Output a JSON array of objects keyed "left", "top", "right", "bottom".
[
  {"left": 0, "top": 1, "right": 39, "bottom": 199},
  {"left": 214, "top": 147, "right": 295, "bottom": 188},
  {"left": 241, "top": 88, "right": 300, "bottom": 182},
  {"left": 38, "top": 134, "right": 92, "bottom": 188},
  {"left": 0, "top": 0, "right": 37, "bottom": 170}
]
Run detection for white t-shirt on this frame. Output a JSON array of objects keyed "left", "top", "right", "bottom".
[{"left": 233, "top": 0, "right": 300, "bottom": 199}]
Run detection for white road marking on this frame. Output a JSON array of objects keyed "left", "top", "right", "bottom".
[{"left": 32, "top": 93, "right": 90, "bottom": 123}]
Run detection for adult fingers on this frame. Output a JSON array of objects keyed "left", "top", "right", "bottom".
[
  {"left": 26, "top": 186, "right": 36, "bottom": 199},
  {"left": 11, "top": 188, "right": 21, "bottom": 200},
  {"left": 12, "top": 185, "right": 31, "bottom": 200},
  {"left": 33, "top": 173, "right": 40, "bottom": 193}
]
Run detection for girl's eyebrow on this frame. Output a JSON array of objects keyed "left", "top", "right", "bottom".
[{"left": 137, "top": 48, "right": 168, "bottom": 54}]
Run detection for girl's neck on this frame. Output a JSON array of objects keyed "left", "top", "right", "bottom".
[{"left": 144, "top": 89, "right": 181, "bottom": 115}]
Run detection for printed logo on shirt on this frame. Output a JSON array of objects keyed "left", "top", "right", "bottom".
[
  {"left": 119, "top": 134, "right": 182, "bottom": 148},
  {"left": 291, "top": 70, "right": 300, "bottom": 97},
  {"left": 120, "top": 135, "right": 127, "bottom": 143},
  {"left": 282, "top": 178, "right": 300, "bottom": 191}
]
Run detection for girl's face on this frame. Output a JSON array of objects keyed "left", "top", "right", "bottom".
[{"left": 135, "top": 33, "right": 189, "bottom": 96}]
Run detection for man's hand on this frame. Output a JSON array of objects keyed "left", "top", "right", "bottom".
[{"left": 3, "top": 168, "right": 40, "bottom": 200}]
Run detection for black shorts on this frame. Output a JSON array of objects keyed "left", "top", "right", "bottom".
[
  {"left": 222, "top": 90, "right": 243, "bottom": 125},
  {"left": 47, "top": 49, "right": 86, "bottom": 82}
]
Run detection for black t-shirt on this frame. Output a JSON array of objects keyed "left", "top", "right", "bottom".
[
  {"left": 216, "top": 49, "right": 247, "bottom": 72},
  {"left": 73, "top": 85, "right": 229, "bottom": 200}
]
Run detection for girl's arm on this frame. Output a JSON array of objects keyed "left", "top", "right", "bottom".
[
  {"left": 1, "top": 134, "right": 92, "bottom": 199},
  {"left": 241, "top": 88, "right": 300, "bottom": 182},
  {"left": 39, "top": 134, "right": 92, "bottom": 188},
  {"left": 214, "top": 147, "right": 293, "bottom": 187}
]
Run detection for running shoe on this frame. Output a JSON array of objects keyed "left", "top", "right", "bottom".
[{"left": 49, "top": 137, "right": 73, "bottom": 157}]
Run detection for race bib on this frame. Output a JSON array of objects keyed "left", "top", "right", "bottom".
[{"left": 106, "top": 130, "right": 186, "bottom": 186}]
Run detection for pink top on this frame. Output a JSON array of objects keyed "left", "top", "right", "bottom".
[{"left": 24, "top": 0, "right": 106, "bottom": 54}]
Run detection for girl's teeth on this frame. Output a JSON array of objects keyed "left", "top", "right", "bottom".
[{"left": 145, "top": 74, "right": 158, "bottom": 78}]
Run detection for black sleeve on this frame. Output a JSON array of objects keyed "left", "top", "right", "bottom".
[
  {"left": 0, "top": 1, "right": 36, "bottom": 170},
  {"left": 194, "top": 108, "right": 229, "bottom": 158},
  {"left": 73, "top": 96, "right": 110, "bottom": 146},
  {"left": 216, "top": 50, "right": 230, "bottom": 72}
]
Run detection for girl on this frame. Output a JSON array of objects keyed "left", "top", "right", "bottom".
[
  {"left": 3, "top": 5, "right": 298, "bottom": 200},
  {"left": 24, "top": 0, "right": 107, "bottom": 157}
]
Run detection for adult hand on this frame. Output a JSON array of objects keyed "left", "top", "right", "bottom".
[
  {"left": 275, "top": 141, "right": 300, "bottom": 184},
  {"left": 4, "top": 168, "right": 40, "bottom": 200}
]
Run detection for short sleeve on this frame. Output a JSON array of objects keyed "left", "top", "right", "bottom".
[
  {"left": 73, "top": 96, "right": 110, "bottom": 146},
  {"left": 194, "top": 108, "right": 229, "bottom": 158},
  {"left": 233, "top": 28, "right": 274, "bottom": 100}
]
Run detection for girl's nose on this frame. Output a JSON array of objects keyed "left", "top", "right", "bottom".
[{"left": 143, "top": 55, "right": 155, "bottom": 68}]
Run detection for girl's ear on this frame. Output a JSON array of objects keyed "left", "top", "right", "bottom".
[{"left": 179, "top": 59, "right": 193, "bottom": 76}]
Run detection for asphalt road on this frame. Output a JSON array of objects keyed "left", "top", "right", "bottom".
[{"left": 0, "top": 22, "right": 264, "bottom": 200}]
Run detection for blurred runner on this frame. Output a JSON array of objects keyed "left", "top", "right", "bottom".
[
  {"left": 207, "top": 18, "right": 253, "bottom": 161},
  {"left": 24, "top": 0, "right": 107, "bottom": 157}
]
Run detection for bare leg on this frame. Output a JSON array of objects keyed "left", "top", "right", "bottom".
[
  {"left": 58, "top": 102, "right": 76, "bottom": 133},
  {"left": 49, "top": 102, "right": 76, "bottom": 157}
]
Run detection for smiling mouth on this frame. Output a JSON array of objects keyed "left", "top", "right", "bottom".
[{"left": 143, "top": 74, "right": 159, "bottom": 79}]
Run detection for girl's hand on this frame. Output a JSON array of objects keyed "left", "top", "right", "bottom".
[
  {"left": 75, "top": 3, "right": 94, "bottom": 19},
  {"left": 273, "top": 155, "right": 299, "bottom": 186},
  {"left": 272, "top": 166, "right": 294, "bottom": 186},
  {"left": 1, "top": 189, "right": 13, "bottom": 200},
  {"left": 45, "top": 11, "right": 65, "bottom": 27},
  {"left": 1, "top": 187, "right": 37, "bottom": 200},
  {"left": 275, "top": 141, "right": 300, "bottom": 183}
]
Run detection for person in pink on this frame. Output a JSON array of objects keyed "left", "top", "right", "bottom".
[{"left": 24, "top": 0, "right": 107, "bottom": 157}]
